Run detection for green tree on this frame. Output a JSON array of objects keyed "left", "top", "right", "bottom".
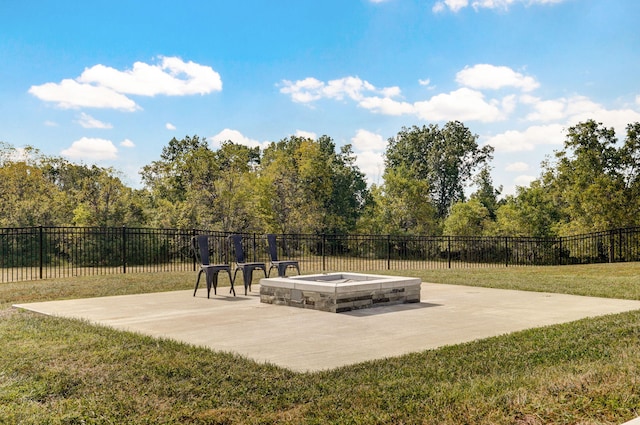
[
  {"left": 0, "top": 143, "right": 144, "bottom": 228},
  {"left": 256, "top": 139, "right": 303, "bottom": 234},
  {"left": 385, "top": 121, "right": 493, "bottom": 220},
  {"left": 550, "top": 120, "right": 632, "bottom": 234},
  {"left": 69, "top": 166, "right": 139, "bottom": 227},
  {"left": 320, "top": 140, "right": 369, "bottom": 233},
  {"left": 141, "top": 136, "right": 261, "bottom": 231},
  {"left": 257, "top": 136, "right": 369, "bottom": 234},
  {"left": 140, "top": 135, "right": 209, "bottom": 205},
  {"left": 621, "top": 122, "right": 640, "bottom": 221},
  {"left": 443, "top": 199, "right": 491, "bottom": 236},
  {"left": 357, "top": 167, "right": 438, "bottom": 235},
  {"left": 141, "top": 135, "right": 214, "bottom": 228},
  {"left": 492, "top": 181, "right": 561, "bottom": 238},
  {"left": 208, "top": 141, "right": 260, "bottom": 232},
  {"left": 501, "top": 120, "right": 640, "bottom": 238},
  {"left": 39, "top": 156, "right": 146, "bottom": 227},
  {"left": 0, "top": 159, "right": 64, "bottom": 226},
  {"left": 470, "top": 166, "right": 502, "bottom": 220}
]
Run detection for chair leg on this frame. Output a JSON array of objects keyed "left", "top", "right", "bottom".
[
  {"left": 194, "top": 270, "right": 204, "bottom": 296},
  {"left": 244, "top": 270, "right": 252, "bottom": 295},
  {"left": 227, "top": 270, "right": 236, "bottom": 296},
  {"left": 244, "top": 267, "right": 267, "bottom": 295},
  {"left": 211, "top": 272, "right": 219, "bottom": 296}
]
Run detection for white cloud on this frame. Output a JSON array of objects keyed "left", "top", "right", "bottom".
[
  {"left": 44, "top": 120, "right": 58, "bottom": 127},
  {"left": 211, "top": 128, "right": 268, "bottom": 149},
  {"left": 484, "top": 124, "right": 565, "bottom": 152},
  {"left": 486, "top": 94, "right": 640, "bottom": 155},
  {"left": 501, "top": 94, "right": 518, "bottom": 115},
  {"left": 279, "top": 77, "right": 324, "bottom": 103},
  {"left": 61, "top": 137, "right": 118, "bottom": 160},
  {"left": 514, "top": 174, "right": 537, "bottom": 186},
  {"left": 351, "top": 129, "right": 387, "bottom": 152},
  {"left": 78, "top": 56, "right": 222, "bottom": 96},
  {"left": 29, "top": 56, "right": 222, "bottom": 110},
  {"left": 120, "top": 139, "right": 135, "bottom": 148},
  {"left": 434, "top": 0, "right": 568, "bottom": 13},
  {"left": 472, "top": 0, "right": 516, "bottom": 10},
  {"left": 433, "top": 0, "right": 469, "bottom": 13},
  {"left": 432, "top": 2, "right": 445, "bottom": 12},
  {"left": 166, "top": 122, "right": 176, "bottom": 130},
  {"left": 521, "top": 95, "right": 640, "bottom": 136},
  {"left": 76, "top": 112, "right": 112, "bottom": 129},
  {"left": 280, "top": 76, "right": 400, "bottom": 105},
  {"left": 295, "top": 130, "right": 317, "bottom": 139},
  {"left": 505, "top": 161, "right": 530, "bottom": 172},
  {"left": 356, "top": 149, "right": 385, "bottom": 185},
  {"left": 281, "top": 65, "right": 640, "bottom": 130},
  {"left": 414, "top": 88, "right": 507, "bottom": 122},
  {"left": 521, "top": 95, "right": 640, "bottom": 135},
  {"left": 358, "top": 96, "right": 415, "bottom": 116},
  {"left": 282, "top": 68, "right": 521, "bottom": 123},
  {"left": 456, "top": 64, "right": 539, "bottom": 92},
  {"left": 563, "top": 95, "right": 603, "bottom": 118},
  {"left": 522, "top": 96, "right": 567, "bottom": 121},
  {"left": 566, "top": 106, "right": 640, "bottom": 138},
  {"left": 29, "top": 79, "right": 139, "bottom": 111},
  {"left": 350, "top": 130, "right": 386, "bottom": 186},
  {"left": 561, "top": 95, "right": 640, "bottom": 127},
  {"left": 324, "top": 76, "right": 376, "bottom": 101}
]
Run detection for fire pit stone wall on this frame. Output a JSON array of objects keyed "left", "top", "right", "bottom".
[{"left": 259, "top": 272, "right": 421, "bottom": 313}]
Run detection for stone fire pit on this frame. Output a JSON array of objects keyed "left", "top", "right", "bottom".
[{"left": 259, "top": 272, "right": 421, "bottom": 313}]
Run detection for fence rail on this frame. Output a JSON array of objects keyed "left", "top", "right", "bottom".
[{"left": 1, "top": 226, "right": 639, "bottom": 283}]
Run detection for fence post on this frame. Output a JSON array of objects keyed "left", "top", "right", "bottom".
[
  {"left": 447, "top": 236, "right": 451, "bottom": 269},
  {"left": 253, "top": 233, "right": 257, "bottom": 261},
  {"left": 619, "top": 228, "right": 623, "bottom": 262},
  {"left": 39, "top": 225, "right": 44, "bottom": 279},
  {"left": 192, "top": 229, "right": 197, "bottom": 271},
  {"left": 386, "top": 234, "right": 391, "bottom": 270},
  {"left": 121, "top": 225, "right": 127, "bottom": 274},
  {"left": 504, "top": 236, "right": 509, "bottom": 267},
  {"left": 608, "top": 229, "right": 613, "bottom": 263},
  {"left": 558, "top": 237, "right": 563, "bottom": 265},
  {"left": 322, "top": 233, "right": 326, "bottom": 272}
]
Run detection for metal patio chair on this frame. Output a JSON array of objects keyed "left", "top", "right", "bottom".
[
  {"left": 229, "top": 234, "right": 267, "bottom": 295},
  {"left": 192, "top": 235, "right": 235, "bottom": 298},
  {"left": 266, "top": 234, "right": 301, "bottom": 277}
]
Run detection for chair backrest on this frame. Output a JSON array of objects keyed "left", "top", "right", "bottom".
[
  {"left": 193, "top": 235, "right": 211, "bottom": 266},
  {"left": 266, "top": 234, "right": 279, "bottom": 262},
  {"left": 229, "top": 234, "right": 246, "bottom": 264}
]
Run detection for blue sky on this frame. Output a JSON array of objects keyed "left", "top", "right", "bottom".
[{"left": 2, "top": 0, "right": 639, "bottom": 195}]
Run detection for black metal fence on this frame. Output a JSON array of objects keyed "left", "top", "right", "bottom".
[{"left": 1, "top": 226, "right": 639, "bottom": 283}]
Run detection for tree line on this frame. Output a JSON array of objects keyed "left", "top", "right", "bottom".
[{"left": 2, "top": 119, "right": 639, "bottom": 238}]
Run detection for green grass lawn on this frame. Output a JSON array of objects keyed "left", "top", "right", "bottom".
[{"left": 1, "top": 263, "right": 640, "bottom": 424}]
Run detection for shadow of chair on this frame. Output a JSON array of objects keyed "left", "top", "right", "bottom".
[
  {"left": 266, "top": 234, "right": 301, "bottom": 277},
  {"left": 192, "top": 235, "right": 235, "bottom": 298},
  {"left": 229, "top": 234, "right": 267, "bottom": 295}
]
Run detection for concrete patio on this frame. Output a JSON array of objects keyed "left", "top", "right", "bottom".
[{"left": 14, "top": 282, "right": 640, "bottom": 373}]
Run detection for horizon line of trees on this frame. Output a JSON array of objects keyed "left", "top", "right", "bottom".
[{"left": 2, "top": 119, "right": 640, "bottom": 238}]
